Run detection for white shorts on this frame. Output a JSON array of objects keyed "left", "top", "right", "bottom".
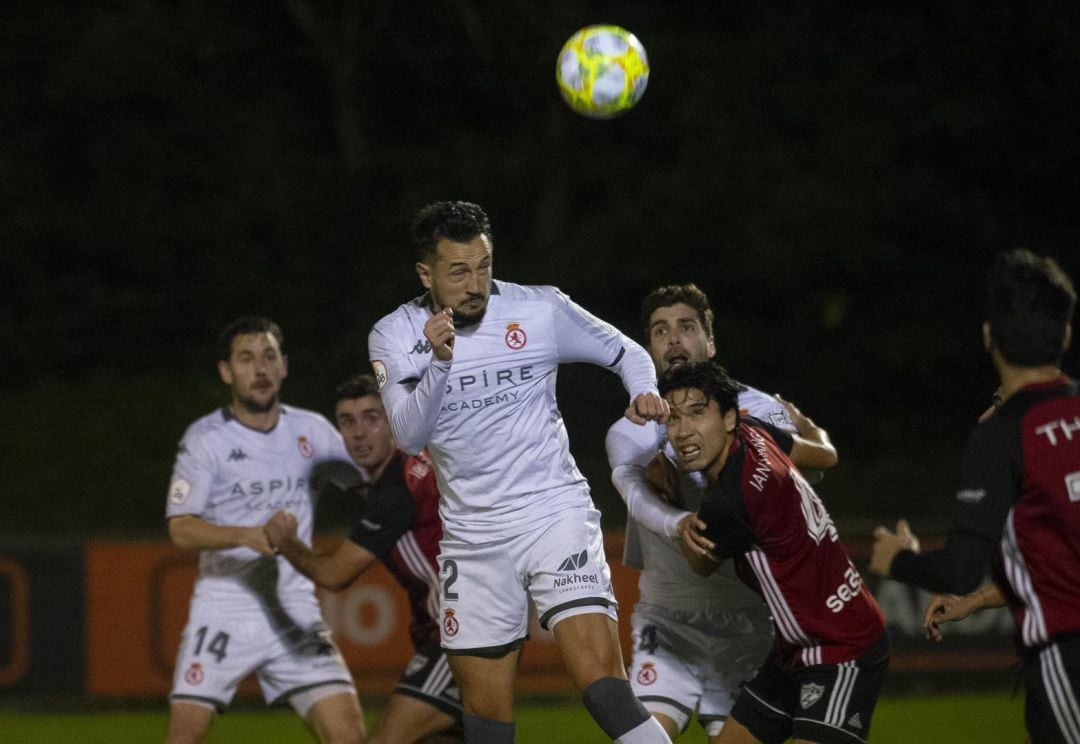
[
  {"left": 628, "top": 601, "right": 773, "bottom": 735},
  {"left": 170, "top": 596, "right": 355, "bottom": 710},
  {"left": 438, "top": 507, "right": 618, "bottom": 655}
]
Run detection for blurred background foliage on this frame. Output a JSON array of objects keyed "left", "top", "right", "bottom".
[{"left": 2, "top": 0, "right": 1078, "bottom": 537}]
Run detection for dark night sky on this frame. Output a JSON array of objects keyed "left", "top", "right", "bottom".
[{"left": 2, "top": 1, "right": 1078, "bottom": 535}]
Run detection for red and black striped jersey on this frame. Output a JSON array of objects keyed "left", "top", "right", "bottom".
[
  {"left": 701, "top": 419, "right": 886, "bottom": 667},
  {"left": 895, "top": 377, "right": 1080, "bottom": 649},
  {"left": 348, "top": 449, "right": 443, "bottom": 648}
]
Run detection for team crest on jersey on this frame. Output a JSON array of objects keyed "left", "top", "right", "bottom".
[
  {"left": 184, "top": 662, "right": 204, "bottom": 686},
  {"left": 371, "top": 360, "right": 388, "bottom": 390},
  {"left": 169, "top": 478, "right": 191, "bottom": 505},
  {"left": 443, "top": 609, "right": 459, "bottom": 638},
  {"left": 637, "top": 662, "right": 657, "bottom": 686},
  {"left": 298, "top": 436, "right": 314, "bottom": 458},
  {"left": 504, "top": 322, "right": 527, "bottom": 350},
  {"left": 799, "top": 682, "right": 824, "bottom": 709},
  {"left": 408, "top": 459, "right": 431, "bottom": 479}
]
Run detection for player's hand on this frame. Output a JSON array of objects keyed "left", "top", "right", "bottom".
[
  {"left": 869, "top": 518, "right": 920, "bottom": 577},
  {"left": 678, "top": 512, "right": 714, "bottom": 558},
  {"left": 239, "top": 525, "right": 277, "bottom": 555},
  {"left": 978, "top": 387, "right": 1004, "bottom": 423},
  {"left": 644, "top": 452, "right": 684, "bottom": 508},
  {"left": 425, "top": 307, "right": 456, "bottom": 362},
  {"left": 263, "top": 509, "right": 299, "bottom": 553},
  {"left": 625, "top": 391, "right": 669, "bottom": 425},
  {"left": 922, "top": 592, "right": 978, "bottom": 641}
]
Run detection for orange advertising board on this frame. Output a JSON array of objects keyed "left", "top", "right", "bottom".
[{"left": 85, "top": 535, "right": 638, "bottom": 697}]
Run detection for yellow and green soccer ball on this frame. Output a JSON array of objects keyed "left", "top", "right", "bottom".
[{"left": 556, "top": 25, "right": 649, "bottom": 119}]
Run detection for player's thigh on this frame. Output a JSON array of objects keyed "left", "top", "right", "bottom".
[
  {"left": 713, "top": 716, "right": 766, "bottom": 744},
  {"left": 552, "top": 611, "right": 625, "bottom": 687},
  {"left": 170, "top": 605, "right": 269, "bottom": 710},
  {"left": 628, "top": 609, "right": 703, "bottom": 735},
  {"left": 526, "top": 507, "right": 617, "bottom": 634},
  {"left": 1025, "top": 639, "right": 1080, "bottom": 744},
  {"left": 304, "top": 690, "right": 365, "bottom": 744},
  {"left": 789, "top": 637, "right": 889, "bottom": 744},
  {"left": 374, "top": 693, "right": 460, "bottom": 743},
  {"left": 446, "top": 649, "right": 521, "bottom": 720},
  {"left": 166, "top": 700, "right": 216, "bottom": 744},
  {"left": 438, "top": 538, "right": 529, "bottom": 654},
  {"left": 259, "top": 616, "right": 356, "bottom": 709}
]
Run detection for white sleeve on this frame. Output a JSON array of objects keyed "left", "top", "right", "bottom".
[
  {"left": 605, "top": 418, "right": 691, "bottom": 538},
  {"left": 548, "top": 288, "right": 657, "bottom": 399},
  {"left": 368, "top": 320, "right": 451, "bottom": 455},
  {"left": 166, "top": 424, "right": 215, "bottom": 519}
]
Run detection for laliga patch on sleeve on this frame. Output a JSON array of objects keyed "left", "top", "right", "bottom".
[
  {"left": 371, "top": 360, "right": 387, "bottom": 390},
  {"left": 169, "top": 478, "right": 192, "bottom": 505}
]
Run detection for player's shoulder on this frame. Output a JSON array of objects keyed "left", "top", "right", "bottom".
[
  {"left": 372, "top": 293, "right": 429, "bottom": 331},
  {"left": 493, "top": 279, "right": 566, "bottom": 305},
  {"left": 279, "top": 405, "right": 337, "bottom": 434},
  {"left": 737, "top": 384, "right": 792, "bottom": 430},
  {"left": 182, "top": 409, "right": 232, "bottom": 442}
]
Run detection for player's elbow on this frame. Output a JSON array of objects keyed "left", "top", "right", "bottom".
[{"left": 167, "top": 516, "right": 199, "bottom": 549}]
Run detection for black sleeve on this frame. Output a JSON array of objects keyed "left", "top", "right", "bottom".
[
  {"left": 346, "top": 466, "right": 416, "bottom": 561},
  {"left": 891, "top": 422, "right": 1016, "bottom": 594},
  {"left": 699, "top": 482, "right": 756, "bottom": 561},
  {"left": 745, "top": 416, "right": 794, "bottom": 455}
]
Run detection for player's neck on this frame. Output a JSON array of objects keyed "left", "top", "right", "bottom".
[
  {"left": 369, "top": 449, "right": 398, "bottom": 482},
  {"left": 995, "top": 356, "right": 1063, "bottom": 403},
  {"left": 228, "top": 400, "right": 281, "bottom": 432}
]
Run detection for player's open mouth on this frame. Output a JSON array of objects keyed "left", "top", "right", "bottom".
[
  {"left": 666, "top": 353, "right": 689, "bottom": 367},
  {"left": 678, "top": 444, "right": 701, "bottom": 461}
]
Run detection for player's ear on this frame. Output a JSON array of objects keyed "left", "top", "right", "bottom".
[
  {"left": 982, "top": 322, "right": 993, "bottom": 352},
  {"left": 706, "top": 335, "right": 716, "bottom": 359},
  {"left": 723, "top": 407, "right": 738, "bottom": 433},
  {"left": 1063, "top": 322, "right": 1072, "bottom": 354},
  {"left": 416, "top": 261, "right": 433, "bottom": 289},
  {"left": 281, "top": 354, "right": 289, "bottom": 379},
  {"left": 217, "top": 359, "right": 233, "bottom": 386}
]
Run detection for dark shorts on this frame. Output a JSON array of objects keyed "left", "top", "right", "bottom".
[
  {"left": 1025, "top": 635, "right": 1080, "bottom": 744},
  {"left": 731, "top": 632, "right": 889, "bottom": 744},
  {"left": 396, "top": 643, "right": 464, "bottom": 723}
]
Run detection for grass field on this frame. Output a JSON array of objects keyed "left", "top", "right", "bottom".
[{"left": 0, "top": 692, "right": 1026, "bottom": 743}]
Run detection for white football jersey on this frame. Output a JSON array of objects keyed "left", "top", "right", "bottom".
[
  {"left": 166, "top": 405, "right": 352, "bottom": 605},
  {"left": 609, "top": 385, "right": 794, "bottom": 609},
  {"left": 369, "top": 280, "right": 657, "bottom": 542}
]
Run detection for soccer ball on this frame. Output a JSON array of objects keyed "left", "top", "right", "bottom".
[{"left": 556, "top": 25, "right": 649, "bottom": 119}]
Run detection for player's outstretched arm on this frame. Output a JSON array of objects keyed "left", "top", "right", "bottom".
[
  {"left": 167, "top": 514, "right": 274, "bottom": 555},
  {"left": 923, "top": 583, "right": 1006, "bottom": 641},
  {"left": 606, "top": 418, "right": 691, "bottom": 538},
  {"left": 776, "top": 394, "right": 838, "bottom": 470},
  {"left": 264, "top": 510, "right": 376, "bottom": 592}
]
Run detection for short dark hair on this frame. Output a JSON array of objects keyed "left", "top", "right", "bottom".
[
  {"left": 658, "top": 360, "right": 740, "bottom": 415},
  {"left": 640, "top": 283, "right": 715, "bottom": 340},
  {"left": 986, "top": 249, "right": 1076, "bottom": 366},
  {"left": 335, "top": 373, "right": 380, "bottom": 404},
  {"left": 412, "top": 201, "right": 493, "bottom": 262},
  {"left": 217, "top": 316, "right": 283, "bottom": 362}
]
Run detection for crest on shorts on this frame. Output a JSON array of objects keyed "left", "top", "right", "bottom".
[
  {"left": 799, "top": 682, "right": 824, "bottom": 709},
  {"left": 636, "top": 662, "right": 657, "bottom": 686},
  {"left": 184, "top": 662, "right": 204, "bottom": 686},
  {"left": 443, "top": 609, "right": 459, "bottom": 638},
  {"left": 504, "top": 322, "right": 527, "bottom": 350}
]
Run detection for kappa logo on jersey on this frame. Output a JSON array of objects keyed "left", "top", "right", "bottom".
[
  {"left": 169, "top": 478, "right": 192, "bottom": 505},
  {"left": 184, "top": 662, "right": 204, "bottom": 686},
  {"left": 636, "top": 662, "right": 657, "bottom": 686},
  {"left": 504, "top": 322, "right": 527, "bottom": 350},
  {"left": 410, "top": 339, "right": 433, "bottom": 355},
  {"left": 371, "top": 360, "right": 388, "bottom": 391},
  {"left": 1067, "top": 471, "right": 1080, "bottom": 503},
  {"left": 297, "top": 436, "right": 314, "bottom": 458},
  {"left": 557, "top": 550, "right": 589, "bottom": 572},
  {"left": 227, "top": 448, "right": 249, "bottom": 462},
  {"left": 443, "top": 609, "right": 459, "bottom": 637},
  {"left": 800, "top": 682, "right": 824, "bottom": 709}
]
